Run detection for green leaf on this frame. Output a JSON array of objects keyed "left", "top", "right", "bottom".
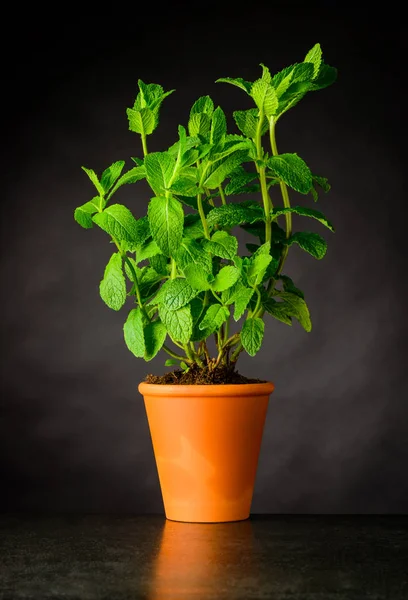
[
  {"left": 160, "top": 279, "right": 198, "bottom": 311},
  {"left": 204, "top": 231, "right": 238, "bottom": 259},
  {"left": 190, "top": 95, "right": 214, "bottom": 116},
  {"left": 148, "top": 195, "right": 184, "bottom": 257},
  {"left": 263, "top": 298, "right": 293, "bottom": 326},
  {"left": 272, "top": 64, "right": 296, "bottom": 97},
  {"left": 211, "top": 266, "right": 240, "bottom": 292},
  {"left": 92, "top": 204, "right": 139, "bottom": 243},
  {"left": 188, "top": 112, "right": 211, "bottom": 137},
  {"left": 74, "top": 198, "right": 101, "bottom": 229},
  {"left": 144, "top": 152, "right": 175, "bottom": 196},
  {"left": 225, "top": 168, "right": 258, "bottom": 195},
  {"left": 184, "top": 264, "right": 212, "bottom": 291},
  {"left": 304, "top": 43, "right": 322, "bottom": 79},
  {"left": 127, "top": 107, "right": 156, "bottom": 135},
  {"left": 81, "top": 166, "right": 105, "bottom": 196},
  {"left": 159, "top": 304, "right": 192, "bottom": 343},
  {"left": 99, "top": 252, "right": 126, "bottom": 311},
  {"left": 233, "top": 288, "right": 254, "bottom": 321},
  {"left": 199, "top": 304, "right": 229, "bottom": 332},
  {"left": 108, "top": 166, "right": 146, "bottom": 198},
  {"left": 251, "top": 79, "right": 278, "bottom": 117},
  {"left": 288, "top": 231, "right": 327, "bottom": 259},
  {"left": 124, "top": 256, "right": 138, "bottom": 281},
  {"left": 233, "top": 108, "right": 268, "bottom": 138},
  {"left": 313, "top": 175, "right": 331, "bottom": 193},
  {"left": 247, "top": 255, "right": 272, "bottom": 286},
  {"left": 165, "top": 358, "right": 180, "bottom": 367},
  {"left": 123, "top": 308, "right": 145, "bottom": 358},
  {"left": 100, "top": 161, "right": 125, "bottom": 193},
  {"left": 150, "top": 254, "right": 169, "bottom": 275},
  {"left": 183, "top": 215, "right": 204, "bottom": 239},
  {"left": 271, "top": 205, "right": 335, "bottom": 231},
  {"left": 279, "top": 275, "right": 305, "bottom": 299},
  {"left": 291, "top": 63, "right": 314, "bottom": 84},
  {"left": 207, "top": 202, "right": 264, "bottom": 229},
  {"left": 311, "top": 63, "right": 338, "bottom": 90},
  {"left": 136, "top": 239, "right": 161, "bottom": 264},
  {"left": 144, "top": 321, "right": 167, "bottom": 361},
  {"left": 275, "top": 291, "right": 312, "bottom": 332},
  {"left": 268, "top": 153, "right": 312, "bottom": 194},
  {"left": 204, "top": 149, "right": 250, "bottom": 189},
  {"left": 175, "top": 238, "right": 212, "bottom": 273},
  {"left": 241, "top": 317, "right": 264, "bottom": 356},
  {"left": 215, "top": 77, "right": 252, "bottom": 94},
  {"left": 210, "top": 106, "right": 227, "bottom": 144}
]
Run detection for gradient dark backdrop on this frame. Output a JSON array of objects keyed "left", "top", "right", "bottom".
[{"left": 2, "top": 3, "right": 407, "bottom": 514}]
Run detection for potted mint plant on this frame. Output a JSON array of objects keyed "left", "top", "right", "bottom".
[{"left": 74, "top": 43, "right": 337, "bottom": 523}]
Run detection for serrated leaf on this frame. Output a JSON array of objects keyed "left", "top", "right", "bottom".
[
  {"left": 288, "top": 231, "right": 327, "bottom": 259},
  {"left": 175, "top": 238, "right": 212, "bottom": 273},
  {"left": 199, "top": 304, "right": 229, "bottom": 332},
  {"left": 275, "top": 291, "right": 312, "bottom": 332},
  {"left": 211, "top": 266, "right": 240, "bottom": 292},
  {"left": 100, "top": 161, "right": 125, "bottom": 193},
  {"left": 279, "top": 275, "right": 305, "bottom": 299},
  {"left": 169, "top": 173, "right": 198, "bottom": 197},
  {"left": 144, "top": 152, "right": 175, "bottom": 196},
  {"left": 148, "top": 195, "right": 184, "bottom": 257},
  {"left": 225, "top": 169, "right": 258, "bottom": 195},
  {"left": 127, "top": 107, "right": 156, "bottom": 135},
  {"left": 311, "top": 63, "right": 337, "bottom": 90},
  {"left": 233, "top": 108, "right": 268, "bottom": 138},
  {"left": 204, "top": 150, "right": 250, "bottom": 190},
  {"left": 150, "top": 254, "right": 169, "bottom": 275},
  {"left": 124, "top": 308, "right": 145, "bottom": 357},
  {"left": 272, "top": 64, "right": 296, "bottom": 97},
  {"left": 204, "top": 231, "right": 238, "bottom": 259},
  {"left": 291, "top": 63, "right": 314, "bottom": 84},
  {"left": 92, "top": 204, "right": 139, "bottom": 243},
  {"left": 268, "top": 153, "right": 312, "bottom": 194},
  {"left": 190, "top": 95, "right": 214, "bottom": 116},
  {"left": 161, "top": 279, "right": 198, "bottom": 311},
  {"left": 74, "top": 198, "right": 101, "bottom": 229},
  {"left": 144, "top": 321, "right": 167, "bottom": 361},
  {"left": 210, "top": 106, "right": 227, "bottom": 145},
  {"left": 304, "top": 43, "right": 322, "bottom": 79},
  {"left": 247, "top": 254, "right": 272, "bottom": 286},
  {"left": 107, "top": 166, "right": 146, "bottom": 198},
  {"left": 188, "top": 112, "right": 211, "bottom": 137},
  {"left": 271, "top": 205, "right": 334, "bottom": 231},
  {"left": 215, "top": 77, "right": 252, "bottom": 94},
  {"left": 81, "top": 166, "right": 105, "bottom": 196},
  {"left": 139, "top": 267, "right": 163, "bottom": 300},
  {"left": 183, "top": 264, "right": 212, "bottom": 291},
  {"left": 313, "top": 175, "right": 331, "bottom": 193},
  {"left": 165, "top": 358, "right": 180, "bottom": 367},
  {"left": 251, "top": 79, "right": 278, "bottom": 117},
  {"left": 263, "top": 298, "right": 293, "bottom": 326},
  {"left": 99, "top": 252, "right": 126, "bottom": 311},
  {"left": 233, "top": 288, "right": 254, "bottom": 321},
  {"left": 241, "top": 317, "right": 264, "bottom": 356},
  {"left": 207, "top": 202, "right": 264, "bottom": 229},
  {"left": 136, "top": 239, "right": 161, "bottom": 264},
  {"left": 159, "top": 304, "right": 192, "bottom": 343}
]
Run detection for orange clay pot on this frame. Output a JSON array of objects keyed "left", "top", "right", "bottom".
[{"left": 139, "top": 382, "right": 274, "bottom": 523}]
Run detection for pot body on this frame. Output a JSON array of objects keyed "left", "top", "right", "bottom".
[{"left": 139, "top": 382, "right": 274, "bottom": 523}]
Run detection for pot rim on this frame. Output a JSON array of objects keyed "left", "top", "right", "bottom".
[{"left": 139, "top": 381, "right": 274, "bottom": 397}]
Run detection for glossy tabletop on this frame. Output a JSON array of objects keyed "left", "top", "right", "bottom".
[{"left": 1, "top": 515, "right": 407, "bottom": 599}]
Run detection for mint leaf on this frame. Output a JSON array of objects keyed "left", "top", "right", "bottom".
[
  {"left": 271, "top": 205, "right": 334, "bottom": 231},
  {"left": 215, "top": 77, "right": 252, "bottom": 94},
  {"left": 263, "top": 298, "right": 293, "bottom": 326},
  {"left": 150, "top": 254, "right": 169, "bottom": 275},
  {"left": 99, "top": 252, "right": 126, "bottom": 311},
  {"left": 241, "top": 317, "right": 264, "bottom": 356},
  {"left": 161, "top": 279, "right": 198, "bottom": 311},
  {"left": 175, "top": 238, "right": 212, "bottom": 273},
  {"left": 199, "top": 304, "right": 229, "bottom": 332},
  {"left": 247, "top": 255, "right": 272, "bottom": 286},
  {"left": 210, "top": 106, "right": 227, "bottom": 145},
  {"left": 275, "top": 291, "right": 311, "bottom": 332},
  {"left": 251, "top": 79, "right": 278, "bottom": 117},
  {"left": 123, "top": 308, "right": 145, "bottom": 357},
  {"left": 107, "top": 165, "right": 146, "bottom": 198},
  {"left": 311, "top": 63, "right": 338, "bottom": 90},
  {"left": 204, "top": 231, "right": 238, "bottom": 259},
  {"left": 184, "top": 264, "right": 212, "bottom": 291},
  {"left": 207, "top": 202, "right": 264, "bottom": 229},
  {"left": 127, "top": 107, "right": 156, "bottom": 135},
  {"left": 233, "top": 288, "right": 254, "bottom": 321},
  {"left": 159, "top": 304, "right": 192, "bottom": 343},
  {"left": 233, "top": 108, "right": 268, "bottom": 138},
  {"left": 288, "top": 231, "right": 327, "bottom": 259},
  {"left": 74, "top": 198, "right": 101, "bottom": 229},
  {"left": 204, "top": 149, "right": 250, "bottom": 189},
  {"left": 304, "top": 43, "right": 322, "bottom": 79},
  {"left": 144, "top": 320, "right": 167, "bottom": 361},
  {"left": 313, "top": 175, "right": 331, "bottom": 193},
  {"left": 92, "top": 204, "right": 139, "bottom": 243},
  {"left": 100, "top": 161, "right": 125, "bottom": 193},
  {"left": 165, "top": 358, "right": 180, "bottom": 367},
  {"left": 272, "top": 65, "right": 296, "bottom": 97},
  {"left": 188, "top": 112, "right": 211, "bottom": 137},
  {"left": 268, "top": 153, "right": 312, "bottom": 194},
  {"left": 81, "top": 167, "right": 105, "bottom": 196},
  {"left": 225, "top": 168, "right": 258, "bottom": 195},
  {"left": 211, "top": 265, "right": 240, "bottom": 292},
  {"left": 148, "top": 195, "right": 184, "bottom": 257},
  {"left": 279, "top": 275, "right": 305, "bottom": 299},
  {"left": 136, "top": 239, "right": 161, "bottom": 264},
  {"left": 190, "top": 95, "right": 214, "bottom": 116},
  {"left": 183, "top": 215, "right": 205, "bottom": 240},
  {"left": 144, "top": 152, "right": 175, "bottom": 196}
]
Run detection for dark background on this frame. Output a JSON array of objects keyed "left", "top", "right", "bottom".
[{"left": 1, "top": 2, "right": 407, "bottom": 514}]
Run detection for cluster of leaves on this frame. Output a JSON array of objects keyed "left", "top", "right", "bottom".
[{"left": 74, "top": 43, "right": 337, "bottom": 372}]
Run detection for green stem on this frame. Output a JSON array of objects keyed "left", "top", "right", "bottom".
[
  {"left": 162, "top": 345, "right": 190, "bottom": 362},
  {"left": 255, "top": 110, "right": 273, "bottom": 245},
  {"left": 219, "top": 185, "right": 227, "bottom": 206},
  {"left": 141, "top": 132, "right": 148, "bottom": 157},
  {"left": 170, "top": 258, "right": 177, "bottom": 279},
  {"left": 123, "top": 255, "right": 144, "bottom": 309},
  {"left": 197, "top": 191, "right": 210, "bottom": 239},
  {"left": 231, "top": 341, "right": 243, "bottom": 363}
]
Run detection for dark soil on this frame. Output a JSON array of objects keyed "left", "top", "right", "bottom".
[{"left": 144, "top": 364, "right": 266, "bottom": 385}]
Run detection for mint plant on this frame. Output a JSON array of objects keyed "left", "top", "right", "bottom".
[{"left": 74, "top": 43, "right": 337, "bottom": 375}]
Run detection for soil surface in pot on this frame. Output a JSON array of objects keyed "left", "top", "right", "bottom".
[{"left": 144, "top": 364, "right": 266, "bottom": 385}]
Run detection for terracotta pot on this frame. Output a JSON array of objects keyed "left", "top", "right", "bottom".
[{"left": 139, "top": 382, "right": 274, "bottom": 523}]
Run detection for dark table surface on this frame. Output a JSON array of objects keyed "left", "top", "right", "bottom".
[{"left": 0, "top": 515, "right": 407, "bottom": 599}]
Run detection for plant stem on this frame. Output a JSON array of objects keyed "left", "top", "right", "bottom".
[
  {"left": 162, "top": 344, "right": 190, "bottom": 362},
  {"left": 123, "top": 255, "right": 144, "bottom": 309},
  {"left": 170, "top": 258, "right": 177, "bottom": 279},
  {"left": 197, "top": 191, "right": 210, "bottom": 239},
  {"left": 255, "top": 110, "right": 273, "bottom": 245},
  {"left": 219, "top": 185, "right": 227, "bottom": 205},
  {"left": 141, "top": 132, "right": 148, "bottom": 156}
]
